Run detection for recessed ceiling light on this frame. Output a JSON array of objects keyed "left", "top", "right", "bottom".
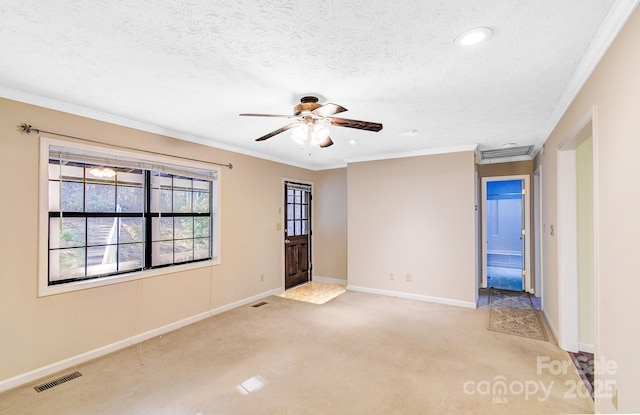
[
  {"left": 455, "top": 27, "right": 492, "bottom": 46},
  {"left": 403, "top": 129, "right": 418, "bottom": 136}
]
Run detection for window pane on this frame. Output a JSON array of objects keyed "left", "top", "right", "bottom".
[
  {"left": 302, "top": 191, "right": 309, "bottom": 204},
  {"left": 85, "top": 183, "right": 116, "bottom": 212},
  {"left": 117, "top": 170, "right": 143, "bottom": 185},
  {"left": 174, "top": 217, "right": 194, "bottom": 239},
  {"left": 48, "top": 181, "right": 60, "bottom": 211},
  {"left": 119, "top": 243, "right": 143, "bottom": 271},
  {"left": 85, "top": 166, "right": 116, "bottom": 183},
  {"left": 49, "top": 248, "right": 85, "bottom": 281},
  {"left": 117, "top": 185, "right": 144, "bottom": 212},
  {"left": 294, "top": 190, "right": 301, "bottom": 204},
  {"left": 152, "top": 217, "right": 174, "bottom": 241},
  {"left": 60, "top": 163, "right": 84, "bottom": 181},
  {"left": 152, "top": 241, "right": 173, "bottom": 266},
  {"left": 194, "top": 217, "right": 210, "bottom": 238},
  {"left": 194, "top": 238, "right": 210, "bottom": 260},
  {"left": 88, "top": 217, "right": 118, "bottom": 246},
  {"left": 173, "top": 189, "right": 191, "bottom": 213},
  {"left": 295, "top": 221, "right": 301, "bottom": 235},
  {"left": 119, "top": 218, "right": 143, "bottom": 243},
  {"left": 287, "top": 205, "right": 293, "bottom": 220},
  {"left": 287, "top": 189, "right": 294, "bottom": 203},
  {"left": 287, "top": 221, "right": 294, "bottom": 235},
  {"left": 302, "top": 220, "right": 307, "bottom": 235},
  {"left": 173, "top": 177, "right": 192, "bottom": 190},
  {"left": 193, "top": 191, "right": 210, "bottom": 213},
  {"left": 50, "top": 217, "right": 86, "bottom": 249},
  {"left": 160, "top": 189, "right": 172, "bottom": 212},
  {"left": 302, "top": 204, "right": 308, "bottom": 220},
  {"left": 295, "top": 204, "right": 301, "bottom": 220},
  {"left": 61, "top": 181, "right": 84, "bottom": 212},
  {"left": 193, "top": 180, "right": 209, "bottom": 190},
  {"left": 87, "top": 245, "right": 117, "bottom": 276},
  {"left": 174, "top": 239, "right": 193, "bottom": 263}
]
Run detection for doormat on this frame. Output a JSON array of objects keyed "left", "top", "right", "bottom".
[
  {"left": 487, "top": 288, "right": 548, "bottom": 341},
  {"left": 278, "top": 281, "right": 346, "bottom": 305}
]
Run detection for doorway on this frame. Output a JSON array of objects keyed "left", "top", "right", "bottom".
[
  {"left": 481, "top": 175, "right": 531, "bottom": 292},
  {"left": 284, "top": 181, "right": 312, "bottom": 289},
  {"left": 556, "top": 116, "right": 595, "bottom": 353}
]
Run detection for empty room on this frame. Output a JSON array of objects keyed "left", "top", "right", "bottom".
[{"left": 1, "top": 1, "right": 639, "bottom": 414}]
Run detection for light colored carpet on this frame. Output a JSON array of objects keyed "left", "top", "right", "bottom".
[
  {"left": 278, "top": 281, "right": 346, "bottom": 304},
  {"left": 0, "top": 290, "right": 592, "bottom": 415},
  {"left": 487, "top": 288, "right": 548, "bottom": 341}
]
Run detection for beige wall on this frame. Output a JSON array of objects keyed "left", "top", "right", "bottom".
[
  {"left": 0, "top": 97, "right": 323, "bottom": 385},
  {"left": 313, "top": 168, "right": 348, "bottom": 281},
  {"left": 536, "top": 7, "right": 640, "bottom": 412},
  {"left": 347, "top": 151, "right": 477, "bottom": 307}
]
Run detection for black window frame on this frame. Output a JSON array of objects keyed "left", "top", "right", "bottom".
[{"left": 46, "top": 152, "right": 216, "bottom": 287}]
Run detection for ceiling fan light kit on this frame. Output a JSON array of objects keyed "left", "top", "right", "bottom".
[{"left": 240, "top": 96, "right": 383, "bottom": 149}]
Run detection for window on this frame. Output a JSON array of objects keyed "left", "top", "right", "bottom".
[
  {"left": 286, "top": 184, "right": 310, "bottom": 237},
  {"left": 40, "top": 138, "right": 219, "bottom": 295}
]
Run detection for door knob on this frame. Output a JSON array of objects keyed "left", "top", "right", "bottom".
[{"left": 285, "top": 239, "right": 291, "bottom": 244}]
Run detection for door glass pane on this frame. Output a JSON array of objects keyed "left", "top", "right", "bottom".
[{"left": 295, "top": 221, "right": 301, "bottom": 235}]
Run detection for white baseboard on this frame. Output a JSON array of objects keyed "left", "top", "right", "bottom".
[
  {"left": 347, "top": 285, "right": 476, "bottom": 309},
  {"left": 0, "top": 287, "right": 282, "bottom": 393},
  {"left": 313, "top": 276, "right": 347, "bottom": 285},
  {"left": 579, "top": 343, "right": 595, "bottom": 354},
  {"left": 541, "top": 309, "right": 560, "bottom": 346}
]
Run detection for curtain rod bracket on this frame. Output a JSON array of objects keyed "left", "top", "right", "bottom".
[{"left": 18, "top": 122, "right": 233, "bottom": 169}]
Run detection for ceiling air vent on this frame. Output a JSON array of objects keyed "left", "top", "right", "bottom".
[{"left": 480, "top": 145, "right": 533, "bottom": 162}]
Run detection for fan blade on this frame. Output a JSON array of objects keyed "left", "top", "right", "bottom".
[
  {"left": 255, "top": 123, "right": 299, "bottom": 141},
  {"left": 330, "top": 117, "right": 383, "bottom": 132},
  {"left": 240, "top": 113, "right": 293, "bottom": 118},
  {"left": 319, "top": 136, "right": 334, "bottom": 148},
  {"left": 312, "top": 103, "right": 348, "bottom": 117}
]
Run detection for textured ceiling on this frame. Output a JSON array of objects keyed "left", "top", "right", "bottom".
[{"left": 0, "top": 1, "right": 635, "bottom": 169}]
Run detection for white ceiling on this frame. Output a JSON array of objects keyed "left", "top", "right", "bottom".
[{"left": 0, "top": 1, "right": 636, "bottom": 169}]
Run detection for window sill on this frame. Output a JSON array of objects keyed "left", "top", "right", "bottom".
[{"left": 38, "top": 259, "right": 219, "bottom": 297}]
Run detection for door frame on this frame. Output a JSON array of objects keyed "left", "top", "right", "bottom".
[
  {"left": 481, "top": 175, "right": 531, "bottom": 292},
  {"left": 282, "top": 178, "right": 314, "bottom": 289},
  {"left": 556, "top": 108, "right": 597, "bottom": 352},
  {"left": 533, "top": 165, "right": 544, "bottom": 305}
]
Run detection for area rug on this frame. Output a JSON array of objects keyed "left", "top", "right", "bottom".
[
  {"left": 278, "top": 281, "right": 346, "bottom": 305},
  {"left": 570, "top": 351, "right": 594, "bottom": 399},
  {"left": 487, "top": 288, "right": 548, "bottom": 341}
]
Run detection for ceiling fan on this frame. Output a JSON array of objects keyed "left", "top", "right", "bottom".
[{"left": 240, "top": 96, "right": 383, "bottom": 148}]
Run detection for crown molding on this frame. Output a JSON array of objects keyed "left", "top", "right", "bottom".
[{"left": 533, "top": 0, "right": 639, "bottom": 154}]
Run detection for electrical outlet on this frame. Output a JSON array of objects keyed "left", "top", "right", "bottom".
[
  {"left": 406, "top": 274, "right": 412, "bottom": 282},
  {"left": 390, "top": 273, "right": 395, "bottom": 280}
]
